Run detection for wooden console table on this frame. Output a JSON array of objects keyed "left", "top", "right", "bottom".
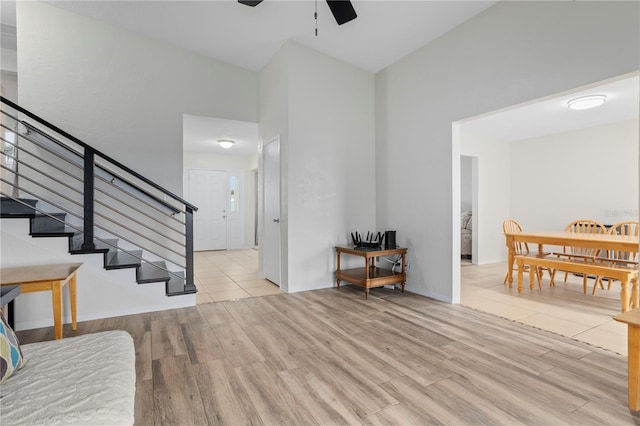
[
  {"left": 0, "top": 263, "right": 82, "bottom": 339},
  {"left": 335, "top": 246, "right": 407, "bottom": 299},
  {"left": 614, "top": 309, "right": 640, "bottom": 411}
]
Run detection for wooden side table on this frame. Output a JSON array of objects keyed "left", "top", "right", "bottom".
[
  {"left": 614, "top": 308, "right": 640, "bottom": 411},
  {"left": 0, "top": 263, "right": 83, "bottom": 339},
  {"left": 335, "top": 246, "right": 407, "bottom": 299}
]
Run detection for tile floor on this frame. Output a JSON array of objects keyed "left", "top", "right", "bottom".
[
  {"left": 461, "top": 261, "right": 628, "bottom": 355},
  {"left": 193, "top": 249, "right": 282, "bottom": 304},
  {"left": 194, "top": 250, "right": 628, "bottom": 356}
]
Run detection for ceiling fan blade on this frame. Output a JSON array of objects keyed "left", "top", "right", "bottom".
[
  {"left": 238, "top": 0, "right": 263, "bottom": 6},
  {"left": 326, "top": 0, "right": 357, "bottom": 25}
]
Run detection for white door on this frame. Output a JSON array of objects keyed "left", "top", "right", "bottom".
[
  {"left": 188, "top": 169, "right": 227, "bottom": 251},
  {"left": 263, "top": 137, "right": 281, "bottom": 285}
]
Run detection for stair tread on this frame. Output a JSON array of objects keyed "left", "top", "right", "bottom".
[
  {"left": 105, "top": 250, "right": 142, "bottom": 269},
  {"left": 69, "top": 234, "right": 118, "bottom": 253},
  {"left": 137, "top": 261, "right": 171, "bottom": 284},
  {"left": 30, "top": 214, "right": 74, "bottom": 237},
  {"left": 1, "top": 198, "right": 38, "bottom": 218},
  {"left": 166, "top": 271, "right": 197, "bottom": 296}
]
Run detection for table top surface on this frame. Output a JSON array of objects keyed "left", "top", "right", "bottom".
[
  {"left": 336, "top": 246, "right": 407, "bottom": 256},
  {"left": 614, "top": 308, "right": 640, "bottom": 326},
  {"left": 505, "top": 231, "right": 638, "bottom": 248},
  {"left": 0, "top": 263, "right": 83, "bottom": 285}
]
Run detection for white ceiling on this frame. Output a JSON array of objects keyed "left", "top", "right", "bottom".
[
  {"left": 43, "top": 0, "right": 497, "bottom": 74},
  {"left": 2, "top": 1, "right": 638, "bottom": 155},
  {"left": 462, "top": 75, "right": 640, "bottom": 142}
]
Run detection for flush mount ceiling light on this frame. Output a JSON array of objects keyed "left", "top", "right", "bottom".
[
  {"left": 567, "top": 94, "right": 607, "bottom": 110},
  {"left": 217, "top": 139, "right": 235, "bottom": 149}
]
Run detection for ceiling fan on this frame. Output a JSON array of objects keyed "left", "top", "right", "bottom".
[{"left": 238, "top": 0, "right": 357, "bottom": 26}]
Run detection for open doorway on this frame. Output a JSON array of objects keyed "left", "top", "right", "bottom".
[
  {"left": 182, "top": 114, "right": 259, "bottom": 251},
  {"left": 457, "top": 74, "right": 638, "bottom": 267},
  {"left": 452, "top": 73, "right": 639, "bottom": 352},
  {"left": 460, "top": 155, "right": 475, "bottom": 265}
]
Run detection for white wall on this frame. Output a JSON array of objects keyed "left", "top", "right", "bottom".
[
  {"left": 461, "top": 135, "right": 511, "bottom": 265},
  {"left": 1, "top": 219, "right": 194, "bottom": 331},
  {"left": 183, "top": 151, "right": 258, "bottom": 248},
  {"left": 259, "top": 41, "right": 375, "bottom": 293},
  {"left": 17, "top": 1, "right": 258, "bottom": 195},
  {"left": 11, "top": 1, "right": 259, "bottom": 326},
  {"left": 376, "top": 1, "right": 640, "bottom": 303},
  {"left": 511, "top": 119, "right": 639, "bottom": 230},
  {"left": 0, "top": 70, "right": 17, "bottom": 100},
  {"left": 287, "top": 41, "right": 375, "bottom": 292},
  {"left": 1, "top": 48, "right": 17, "bottom": 73}
]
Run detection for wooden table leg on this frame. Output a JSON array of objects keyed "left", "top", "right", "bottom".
[
  {"left": 622, "top": 278, "right": 631, "bottom": 313},
  {"left": 336, "top": 251, "right": 341, "bottom": 289},
  {"left": 364, "top": 258, "right": 370, "bottom": 299},
  {"left": 529, "top": 266, "right": 535, "bottom": 291},
  {"left": 69, "top": 273, "right": 77, "bottom": 331},
  {"left": 507, "top": 235, "right": 515, "bottom": 287},
  {"left": 516, "top": 258, "right": 523, "bottom": 293},
  {"left": 51, "top": 280, "right": 63, "bottom": 339},
  {"left": 629, "top": 325, "right": 640, "bottom": 411},
  {"left": 401, "top": 253, "right": 406, "bottom": 293},
  {"left": 632, "top": 277, "right": 639, "bottom": 310}
]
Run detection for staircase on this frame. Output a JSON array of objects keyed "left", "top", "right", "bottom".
[{"left": 0, "top": 97, "right": 197, "bottom": 298}]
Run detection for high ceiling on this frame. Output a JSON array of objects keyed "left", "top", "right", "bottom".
[
  {"left": 43, "top": 0, "right": 498, "bottom": 74},
  {"left": 2, "top": 1, "right": 637, "bottom": 155}
]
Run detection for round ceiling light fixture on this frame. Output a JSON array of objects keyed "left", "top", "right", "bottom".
[
  {"left": 217, "top": 139, "right": 235, "bottom": 149},
  {"left": 567, "top": 94, "right": 607, "bottom": 110}
]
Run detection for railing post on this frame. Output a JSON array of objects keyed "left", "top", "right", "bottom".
[
  {"left": 82, "top": 148, "right": 95, "bottom": 250},
  {"left": 184, "top": 206, "right": 196, "bottom": 292}
]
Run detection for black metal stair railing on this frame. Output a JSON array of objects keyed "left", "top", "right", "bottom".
[{"left": 0, "top": 96, "right": 198, "bottom": 295}]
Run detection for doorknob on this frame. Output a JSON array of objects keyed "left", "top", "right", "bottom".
[{"left": 273, "top": 218, "right": 280, "bottom": 223}]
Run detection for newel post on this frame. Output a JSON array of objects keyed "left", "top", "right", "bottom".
[
  {"left": 81, "top": 148, "right": 96, "bottom": 250},
  {"left": 184, "top": 206, "right": 196, "bottom": 292}
]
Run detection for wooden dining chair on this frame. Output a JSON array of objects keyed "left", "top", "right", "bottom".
[
  {"left": 592, "top": 220, "right": 639, "bottom": 295},
  {"left": 503, "top": 218, "right": 544, "bottom": 289},
  {"left": 553, "top": 219, "right": 607, "bottom": 293}
]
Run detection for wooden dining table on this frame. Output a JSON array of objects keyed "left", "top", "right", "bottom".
[{"left": 504, "top": 231, "right": 639, "bottom": 287}]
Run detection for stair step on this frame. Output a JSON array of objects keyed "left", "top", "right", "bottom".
[
  {"left": 105, "top": 250, "right": 142, "bottom": 270},
  {"left": 136, "top": 261, "right": 171, "bottom": 284},
  {"left": 69, "top": 233, "right": 117, "bottom": 254},
  {"left": 166, "top": 271, "right": 197, "bottom": 296},
  {"left": 1, "top": 197, "right": 38, "bottom": 218},
  {"left": 30, "top": 214, "right": 75, "bottom": 237}
]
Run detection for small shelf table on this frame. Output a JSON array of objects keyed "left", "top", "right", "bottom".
[
  {"left": 335, "top": 246, "right": 407, "bottom": 299},
  {"left": 0, "top": 263, "right": 83, "bottom": 339}
]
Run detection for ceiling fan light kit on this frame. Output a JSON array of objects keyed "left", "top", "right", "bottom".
[{"left": 238, "top": 0, "right": 357, "bottom": 29}]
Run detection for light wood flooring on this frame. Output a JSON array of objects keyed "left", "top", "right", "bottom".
[{"left": 16, "top": 277, "right": 640, "bottom": 425}]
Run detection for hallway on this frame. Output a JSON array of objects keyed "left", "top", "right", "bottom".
[{"left": 194, "top": 249, "right": 282, "bottom": 304}]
